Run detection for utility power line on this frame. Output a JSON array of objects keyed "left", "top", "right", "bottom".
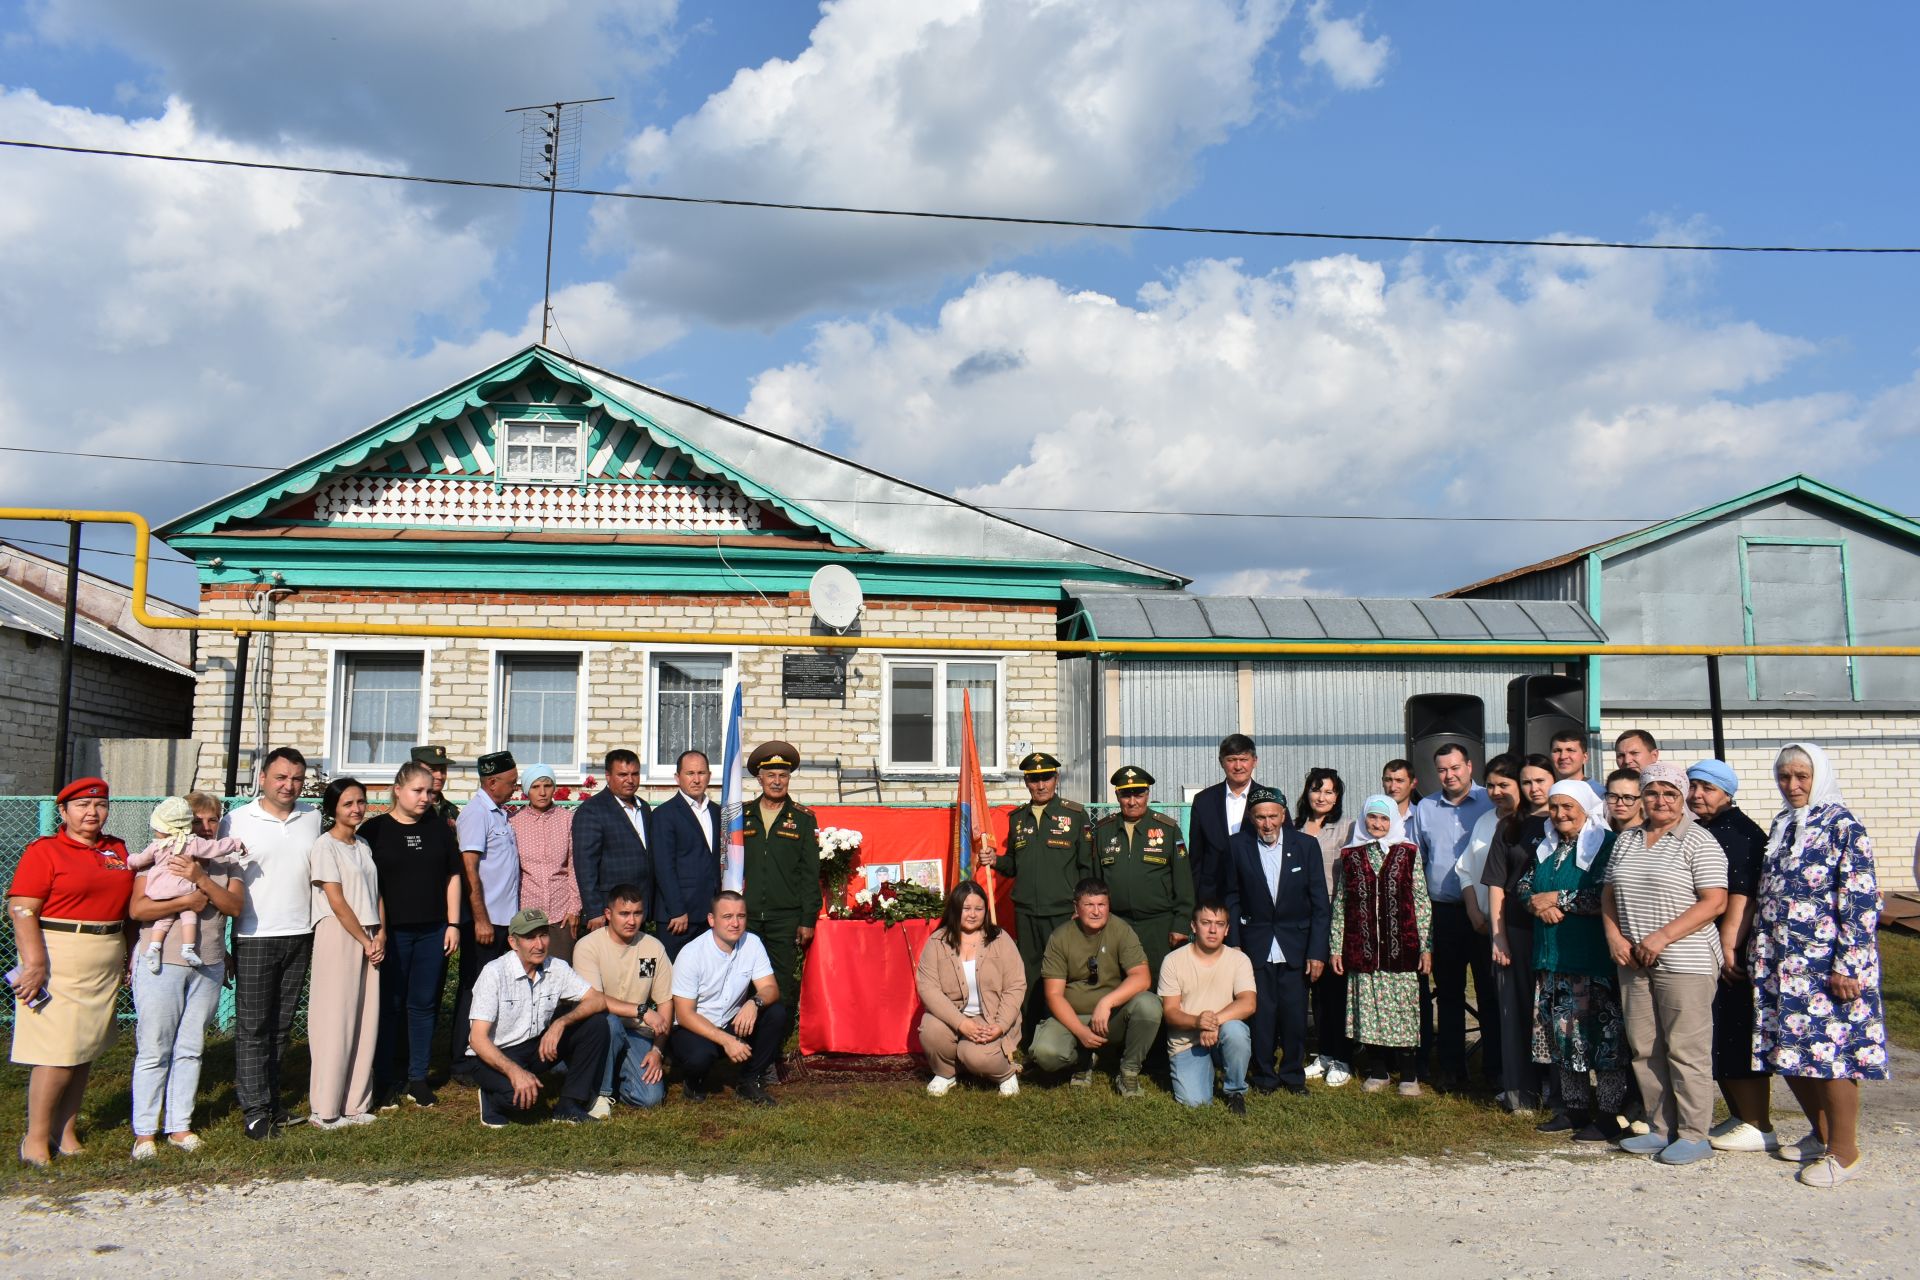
[
  {"left": 0, "top": 442, "right": 1894, "bottom": 528},
  {"left": 3, "top": 137, "right": 1916, "bottom": 255}
]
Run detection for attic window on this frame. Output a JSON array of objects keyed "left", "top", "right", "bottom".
[{"left": 499, "top": 419, "right": 583, "bottom": 484}]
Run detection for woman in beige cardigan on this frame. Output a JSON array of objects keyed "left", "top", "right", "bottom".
[{"left": 916, "top": 881, "right": 1026, "bottom": 1096}]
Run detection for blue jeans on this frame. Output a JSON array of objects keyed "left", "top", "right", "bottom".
[
  {"left": 131, "top": 958, "right": 225, "bottom": 1136},
  {"left": 598, "top": 1013, "right": 666, "bottom": 1107},
  {"left": 1169, "top": 1019, "right": 1252, "bottom": 1107},
  {"left": 377, "top": 925, "right": 447, "bottom": 1090}
]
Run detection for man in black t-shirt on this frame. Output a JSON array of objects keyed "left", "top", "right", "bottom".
[{"left": 364, "top": 761, "right": 466, "bottom": 1108}]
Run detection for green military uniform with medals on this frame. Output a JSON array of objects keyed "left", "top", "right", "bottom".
[
  {"left": 1094, "top": 764, "right": 1194, "bottom": 982},
  {"left": 742, "top": 741, "right": 822, "bottom": 1004},
  {"left": 996, "top": 752, "right": 1094, "bottom": 1030}
]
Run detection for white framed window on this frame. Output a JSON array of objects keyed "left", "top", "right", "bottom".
[
  {"left": 882, "top": 656, "right": 1003, "bottom": 772},
  {"left": 647, "top": 652, "right": 732, "bottom": 779},
  {"left": 497, "top": 653, "right": 583, "bottom": 768},
  {"left": 335, "top": 652, "right": 425, "bottom": 771},
  {"left": 499, "top": 419, "right": 583, "bottom": 484}
]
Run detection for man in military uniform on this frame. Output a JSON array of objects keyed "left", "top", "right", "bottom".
[
  {"left": 1093, "top": 765, "right": 1194, "bottom": 983},
  {"left": 411, "top": 744, "right": 461, "bottom": 828},
  {"left": 976, "top": 751, "right": 1093, "bottom": 1035},
  {"left": 740, "top": 741, "right": 821, "bottom": 1027}
]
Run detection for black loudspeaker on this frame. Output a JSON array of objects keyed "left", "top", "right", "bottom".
[
  {"left": 1405, "top": 694, "right": 1486, "bottom": 797},
  {"left": 1506, "top": 675, "right": 1586, "bottom": 758}
]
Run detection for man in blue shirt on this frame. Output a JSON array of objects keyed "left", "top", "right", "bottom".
[
  {"left": 1411, "top": 743, "right": 1498, "bottom": 1090},
  {"left": 451, "top": 751, "right": 522, "bottom": 1084}
]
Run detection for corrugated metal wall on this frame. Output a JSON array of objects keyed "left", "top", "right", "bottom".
[
  {"left": 1458, "top": 561, "right": 1586, "bottom": 606},
  {"left": 1072, "top": 658, "right": 1565, "bottom": 807},
  {"left": 1114, "top": 661, "right": 1239, "bottom": 799},
  {"left": 1056, "top": 656, "right": 1093, "bottom": 795},
  {"left": 1250, "top": 661, "right": 1557, "bottom": 799}
]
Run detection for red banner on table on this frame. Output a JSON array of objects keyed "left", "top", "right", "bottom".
[{"left": 811, "top": 804, "right": 1014, "bottom": 924}]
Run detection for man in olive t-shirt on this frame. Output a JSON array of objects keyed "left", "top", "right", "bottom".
[{"left": 1028, "top": 878, "right": 1163, "bottom": 1095}]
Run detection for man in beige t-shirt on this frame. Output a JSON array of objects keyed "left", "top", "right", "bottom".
[
  {"left": 571, "top": 883, "right": 674, "bottom": 1114},
  {"left": 1158, "top": 901, "right": 1256, "bottom": 1112}
]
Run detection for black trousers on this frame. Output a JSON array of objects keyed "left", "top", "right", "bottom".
[
  {"left": 1424, "top": 901, "right": 1499, "bottom": 1084},
  {"left": 233, "top": 933, "right": 313, "bottom": 1124},
  {"left": 450, "top": 925, "right": 509, "bottom": 1074},
  {"left": 472, "top": 1016, "right": 611, "bottom": 1113},
  {"left": 1251, "top": 959, "right": 1310, "bottom": 1089},
  {"left": 1311, "top": 965, "right": 1350, "bottom": 1064},
  {"left": 668, "top": 1001, "right": 791, "bottom": 1088}
]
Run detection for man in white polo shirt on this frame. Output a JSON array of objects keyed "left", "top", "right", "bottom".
[
  {"left": 668, "top": 890, "right": 788, "bottom": 1106},
  {"left": 221, "top": 746, "right": 322, "bottom": 1141},
  {"left": 467, "top": 908, "right": 610, "bottom": 1127}
]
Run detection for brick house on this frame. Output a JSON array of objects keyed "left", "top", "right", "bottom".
[
  {"left": 0, "top": 542, "right": 197, "bottom": 793},
  {"left": 157, "top": 345, "right": 1182, "bottom": 803}
]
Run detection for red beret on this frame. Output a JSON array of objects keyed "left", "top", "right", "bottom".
[{"left": 57, "top": 776, "right": 109, "bottom": 804}]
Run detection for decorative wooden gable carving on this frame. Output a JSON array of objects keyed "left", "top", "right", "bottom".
[{"left": 281, "top": 376, "right": 790, "bottom": 534}]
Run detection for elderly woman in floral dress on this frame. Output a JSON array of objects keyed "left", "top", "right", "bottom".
[{"left": 1750, "top": 742, "right": 1889, "bottom": 1188}]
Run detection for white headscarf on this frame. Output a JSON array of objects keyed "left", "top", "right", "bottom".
[
  {"left": 1766, "top": 740, "right": 1848, "bottom": 863},
  {"left": 1344, "top": 794, "right": 1406, "bottom": 850},
  {"left": 1537, "top": 778, "right": 1608, "bottom": 871}
]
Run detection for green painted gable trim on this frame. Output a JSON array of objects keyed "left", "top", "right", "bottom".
[
  {"left": 155, "top": 346, "right": 864, "bottom": 548},
  {"left": 1592, "top": 474, "right": 1920, "bottom": 563},
  {"left": 169, "top": 534, "right": 1168, "bottom": 602}
]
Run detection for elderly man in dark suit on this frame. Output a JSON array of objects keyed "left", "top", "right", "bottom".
[
  {"left": 1224, "top": 784, "right": 1330, "bottom": 1095},
  {"left": 652, "top": 748, "right": 723, "bottom": 959},
  {"left": 1187, "top": 734, "right": 1273, "bottom": 907},
  {"left": 573, "top": 749, "right": 652, "bottom": 936}
]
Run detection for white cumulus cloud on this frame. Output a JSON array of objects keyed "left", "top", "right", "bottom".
[
  {"left": 0, "top": 89, "right": 674, "bottom": 534},
  {"left": 743, "top": 246, "right": 1899, "bottom": 595},
  {"left": 593, "top": 0, "right": 1291, "bottom": 325},
  {"left": 1300, "top": 1, "right": 1390, "bottom": 90}
]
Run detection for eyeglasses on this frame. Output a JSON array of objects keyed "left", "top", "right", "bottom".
[
  {"left": 1086, "top": 955, "right": 1101, "bottom": 985},
  {"left": 1605, "top": 792, "right": 1641, "bottom": 804}
]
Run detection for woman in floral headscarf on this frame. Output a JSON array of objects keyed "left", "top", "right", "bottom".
[{"left": 1751, "top": 742, "right": 1888, "bottom": 1188}]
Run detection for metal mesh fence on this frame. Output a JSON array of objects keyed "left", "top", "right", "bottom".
[{"left": 1, "top": 796, "right": 253, "bottom": 1030}]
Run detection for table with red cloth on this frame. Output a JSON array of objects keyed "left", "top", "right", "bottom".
[{"left": 797, "top": 804, "right": 1016, "bottom": 1056}]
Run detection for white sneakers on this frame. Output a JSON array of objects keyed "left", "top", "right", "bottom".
[
  {"left": 1303, "top": 1056, "right": 1326, "bottom": 1079},
  {"left": 130, "top": 1137, "right": 157, "bottom": 1162},
  {"left": 167, "top": 1132, "right": 202, "bottom": 1153},
  {"left": 588, "top": 1095, "right": 614, "bottom": 1121},
  {"left": 1708, "top": 1118, "right": 1780, "bottom": 1152},
  {"left": 926, "top": 1075, "right": 958, "bottom": 1097},
  {"left": 998, "top": 1075, "right": 1019, "bottom": 1097},
  {"left": 1797, "top": 1154, "right": 1865, "bottom": 1187},
  {"left": 1323, "top": 1061, "right": 1353, "bottom": 1088},
  {"left": 1772, "top": 1131, "right": 1828, "bottom": 1163}
]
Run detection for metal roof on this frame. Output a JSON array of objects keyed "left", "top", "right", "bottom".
[
  {"left": 0, "top": 578, "right": 196, "bottom": 677},
  {"left": 1077, "top": 593, "right": 1607, "bottom": 645}
]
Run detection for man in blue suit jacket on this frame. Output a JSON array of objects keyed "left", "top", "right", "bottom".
[
  {"left": 1224, "top": 785, "right": 1330, "bottom": 1094},
  {"left": 573, "top": 749, "right": 652, "bottom": 936},
  {"left": 1187, "top": 734, "right": 1274, "bottom": 907},
  {"left": 651, "top": 749, "right": 723, "bottom": 959}
]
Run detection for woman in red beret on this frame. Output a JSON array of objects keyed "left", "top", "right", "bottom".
[{"left": 8, "top": 777, "right": 135, "bottom": 1166}]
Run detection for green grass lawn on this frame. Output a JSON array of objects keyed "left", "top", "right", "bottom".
[
  {"left": 1, "top": 1038, "right": 1547, "bottom": 1195},
  {"left": 1878, "top": 928, "right": 1920, "bottom": 1050},
  {"left": 6, "top": 929, "right": 1914, "bottom": 1195}
]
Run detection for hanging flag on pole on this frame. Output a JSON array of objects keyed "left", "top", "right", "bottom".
[
  {"left": 718, "top": 676, "right": 747, "bottom": 892},
  {"left": 951, "top": 690, "right": 996, "bottom": 921}
]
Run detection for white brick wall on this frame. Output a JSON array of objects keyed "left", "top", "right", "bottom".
[
  {"left": 1601, "top": 710, "right": 1920, "bottom": 895},
  {"left": 189, "top": 590, "right": 1058, "bottom": 806}
]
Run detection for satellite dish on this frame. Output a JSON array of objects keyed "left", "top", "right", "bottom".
[{"left": 808, "top": 565, "right": 864, "bottom": 630}]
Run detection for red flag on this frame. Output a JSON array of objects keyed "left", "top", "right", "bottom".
[{"left": 951, "top": 690, "right": 996, "bottom": 920}]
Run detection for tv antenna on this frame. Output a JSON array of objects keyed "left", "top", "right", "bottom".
[{"left": 505, "top": 95, "right": 614, "bottom": 347}]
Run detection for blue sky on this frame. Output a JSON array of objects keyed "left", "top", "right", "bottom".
[{"left": 1, "top": 2, "right": 1916, "bottom": 607}]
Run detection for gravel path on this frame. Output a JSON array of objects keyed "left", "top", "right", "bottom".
[{"left": 6, "top": 1056, "right": 1916, "bottom": 1279}]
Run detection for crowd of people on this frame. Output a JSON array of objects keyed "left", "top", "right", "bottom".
[{"left": 4, "top": 726, "right": 1892, "bottom": 1189}]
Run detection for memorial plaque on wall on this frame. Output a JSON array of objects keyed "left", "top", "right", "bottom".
[{"left": 782, "top": 652, "right": 848, "bottom": 700}]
